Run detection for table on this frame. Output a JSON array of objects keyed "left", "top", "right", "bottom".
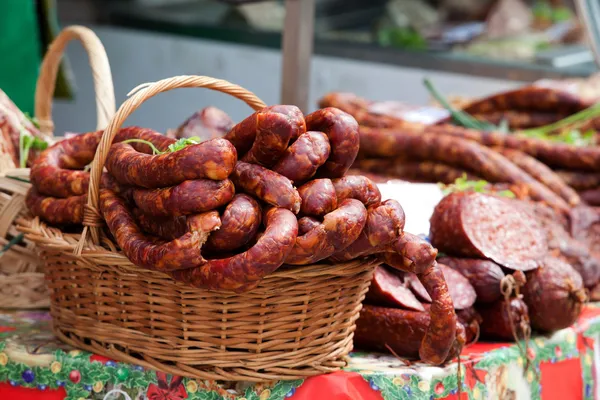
[{"left": 0, "top": 305, "right": 599, "bottom": 400}]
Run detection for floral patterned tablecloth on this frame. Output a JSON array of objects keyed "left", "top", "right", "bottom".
[{"left": 0, "top": 305, "right": 599, "bottom": 400}]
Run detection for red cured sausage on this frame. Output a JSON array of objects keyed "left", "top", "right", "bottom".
[
  {"left": 285, "top": 199, "right": 367, "bottom": 265},
  {"left": 134, "top": 209, "right": 221, "bottom": 240},
  {"left": 329, "top": 200, "right": 405, "bottom": 261},
  {"left": 132, "top": 179, "right": 235, "bottom": 217},
  {"left": 361, "top": 127, "right": 571, "bottom": 211},
  {"left": 173, "top": 107, "right": 234, "bottom": 140},
  {"left": 437, "top": 257, "right": 505, "bottom": 303},
  {"left": 27, "top": 173, "right": 129, "bottom": 225},
  {"left": 30, "top": 131, "right": 102, "bottom": 198},
  {"left": 581, "top": 188, "right": 600, "bottom": 206},
  {"left": 298, "top": 216, "right": 321, "bottom": 235},
  {"left": 298, "top": 179, "right": 337, "bottom": 217},
  {"left": 355, "top": 158, "right": 480, "bottom": 184},
  {"left": 556, "top": 170, "right": 600, "bottom": 190},
  {"left": 205, "top": 194, "right": 262, "bottom": 252},
  {"left": 106, "top": 138, "right": 237, "bottom": 188},
  {"left": 457, "top": 307, "right": 482, "bottom": 344},
  {"left": 497, "top": 148, "right": 580, "bottom": 207},
  {"left": 26, "top": 187, "right": 86, "bottom": 225},
  {"left": 461, "top": 86, "right": 590, "bottom": 115},
  {"left": 478, "top": 297, "right": 530, "bottom": 341},
  {"left": 354, "top": 305, "right": 464, "bottom": 363},
  {"left": 381, "top": 233, "right": 438, "bottom": 275},
  {"left": 404, "top": 264, "right": 477, "bottom": 310},
  {"left": 365, "top": 266, "right": 425, "bottom": 311},
  {"left": 225, "top": 105, "right": 305, "bottom": 167},
  {"left": 523, "top": 256, "right": 587, "bottom": 332},
  {"left": 305, "top": 107, "right": 360, "bottom": 178},
  {"left": 417, "top": 262, "right": 457, "bottom": 364},
  {"left": 231, "top": 161, "right": 301, "bottom": 213},
  {"left": 272, "top": 131, "right": 330, "bottom": 182},
  {"left": 472, "top": 110, "right": 565, "bottom": 129},
  {"left": 332, "top": 175, "right": 381, "bottom": 207},
  {"left": 429, "top": 192, "right": 548, "bottom": 271},
  {"left": 99, "top": 188, "right": 207, "bottom": 271},
  {"left": 169, "top": 208, "right": 298, "bottom": 293}
]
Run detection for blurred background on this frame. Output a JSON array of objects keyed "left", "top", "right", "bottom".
[{"left": 46, "top": 0, "right": 595, "bottom": 133}]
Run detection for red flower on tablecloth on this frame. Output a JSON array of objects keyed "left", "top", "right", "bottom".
[
  {"left": 147, "top": 371, "right": 187, "bottom": 400},
  {"left": 0, "top": 327, "right": 16, "bottom": 333}
]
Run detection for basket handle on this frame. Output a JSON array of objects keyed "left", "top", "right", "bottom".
[
  {"left": 34, "top": 25, "right": 115, "bottom": 136},
  {"left": 75, "top": 75, "right": 267, "bottom": 251}
]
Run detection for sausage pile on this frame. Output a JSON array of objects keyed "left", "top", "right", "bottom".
[
  {"left": 322, "top": 88, "right": 600, "bottom": 297},
  {"left": 429, "top": 192, "right": 588, "bottom": 337},
  {"left": 26, "top": 104, "right": 460, "bottom": 364}
]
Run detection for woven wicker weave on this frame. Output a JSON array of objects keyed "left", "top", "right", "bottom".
[
  {"left": 0, "top": 25, "right": 115, "bottom": 309},
  {"left": 20, "top": 75, "right": 379, "bottom": 381}
]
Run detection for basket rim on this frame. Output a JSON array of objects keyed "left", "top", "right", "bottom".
[{"left": 18, "top": 216, "right": 381, "bottom": 285}]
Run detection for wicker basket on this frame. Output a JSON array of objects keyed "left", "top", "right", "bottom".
[
  {"left": 20, "top": 75, "right": 379, "bottom": 381},
  {"left": 0, "top": 25, "right": 115, "bottom": 309}
]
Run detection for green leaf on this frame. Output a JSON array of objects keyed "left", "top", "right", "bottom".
[
  {"left": 423, "top": 78, "right": 496, "bottom": 131},
  {"left": 24, "top": 112, "right": 41, "bottom": 129},
  {"left": 167, "top": 136, "right": 202, "bottom": 153},
  {"left": 121, "top": 138, "right": 162, "bottom": 155}
]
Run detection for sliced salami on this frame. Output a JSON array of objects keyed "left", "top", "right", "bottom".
[
  {"left": 365, "top": 266, "right": 425, "bottom": 311},
  {"left": 429, "top": 192, "right": 548, "bottom": 271}
]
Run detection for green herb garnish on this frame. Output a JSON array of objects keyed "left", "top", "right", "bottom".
[
  {"left": 424, "top": 78, "right": 499, "bottom": 131},
  {"left": 19, "top": 131, "right": 48, "bottom": 168},
  {"left": 440, "top": 174, "right": 516, "bottom": 198},
  {"left": 23, "top": 112, "right": 40, "bottom": 129},
  {"left": 122, "top": 136, "right": 202, "bottom": 156},
  {"left": 167, "top": 136, "right": 202, "bottom": 153}
]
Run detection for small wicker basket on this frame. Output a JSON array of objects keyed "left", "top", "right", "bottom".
[
  {"left": 20, "top": 75, "right": 379, "bottom": 381},
  {"left": 0, "top": 25, "right": 115, "bottom": 309}
]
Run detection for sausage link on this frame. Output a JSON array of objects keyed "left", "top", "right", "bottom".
[
  {"left": 359, "top": 128, "right": 570, "bottom": 211},
  {"left": 581, "top": 188, "right": 600, "bottom": 206},
  {"left": 26, "top": 187, "right": 86, "bottom": 225},
  {"left": 498, "top": 148, "right": 580, "bottom": 206},
  {"left": 132, "top": 179, "right": 235, "bottom": 217},
  {"left": 318, "top": 92, "right": 404, "bottom": 129},
  {"left": 381, "top": 233, "right": 438, "bottom": 275},
  {"left": 423, "top": 124, "right": 600, "bottom": 172},
  {"left": 472, "top": 110, "right": 565, "bottom": 129},
  {"left": 461, "top": 86, "right": 590, "bottom": 115},
  {"left": 355, "top": 158, "right": 480, "bottom": 184},
  {"left": 170, "top": 208, "right": 298, "bottom": 293},
  {"left": 298, "top": 179, "right": 337, "bottom": 217},
  {"left": 556, "top": 170, "right": 600, "bottom": 190},
  {"left": 30, "top": 131, "right": 102, "bottom": 197},
  {"left": 134, "top": 209, "right": 221, "bottom": 240},
  {"left": 332, "top": 175, "right": 381, "bottom": 207},
  {"left": 417, "top": 262, "right": 457, "bottom": 365},
  {"left": 298, "top": 216, "right": 321, "bottom": 235},
  {"left": 114, "top": 126, "right": 176, "bottom": 152},
  {"left": 106, "top": 138, "right": 237, "bottom": 188},
  {"left": 231, "top": 161, "right": 301, "bottom": 213},
  {"left": 478, "top": 297, "right": 530, "bottom": 340},
  {"left": 329, "top": 199, "right": 405, "bottom": 261},
  {"left": 225, "top": 105, "right": 305, "bottom": 167},
  {"left": 205, "top": 194, "right": 262, "bottom": 252},
  {"left": 355, "top": 305, "right": 463, "bottom": 363},
  {"left": 99, "top": 188, "right": 207, "bottom": 271},
  {"left": 173, "top": 107, "right": 234, "bottom": 140},
  {"left": 305, "top": 107, "right": 360, "bottom": 178},
  {"left": 272, "top": 131, "right": 330, "bottom": 182},
  {"left": 285, "top": 199, "right": 367, "bottom": 265},
  {"left": 437, "top": 257, "right": 505, "bottom": 303}
]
